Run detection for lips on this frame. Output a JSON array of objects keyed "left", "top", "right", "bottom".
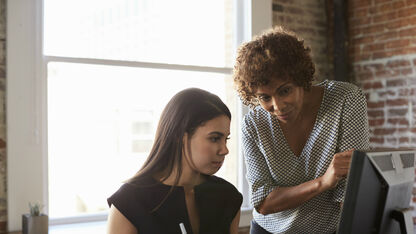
[
  {"left": 211, "top": 161, "right": 223, "bottom": 167},
  {"left": 276, "top": 111, "right": 291, "bottom": 120}
]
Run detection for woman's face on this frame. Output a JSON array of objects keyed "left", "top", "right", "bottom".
[
  {"left": 183, "top": 115, "right": 230, "bottom": 176},
  {"left": 255, "top": 78, "right": 304, "bottom": 124}
]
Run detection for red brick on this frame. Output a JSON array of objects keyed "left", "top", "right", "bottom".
[
  {"left": 363, "top": 24, "right": 386, "bottom": 34},
  {"left": 370, "top": 137, "right": 384, "bottom": 144},
  {"left": 357, "top": 70, "right": 374, "bottom": 80},
  {"left": 0, "top": 221, "right": 6, "bottom": 232},
  {"left": 353, "top": 36, "right": 374, "bottom": 45},
  {"left": 400, "top": 137, "right": 410, "bottom": 143},
  {"left": 398, "top": 127, "right": 411, "bottom": 133},
  {"left": 354, "top": 53, "right": 372, "bottom": 62},
  {"left": 394, "top": 0, "right": 406, "bottom": 8},
  {"left": 385, "top": 19, "right": 410, "bottom": 30},
  {"left": 375, "top": 69, "right": 401, "bottom": 78},
  {"left": 386, "top": 78, "right": 407, "bottom": 87},
  {"left": 387, "top": 118, "right": 409, "bottom": 125},
  {"left": 378, "top": 2, "right": 394, "bottom": 13},
  {"left": 401, "top": 68, "right": 413, "bottom": 75},
  {"left": 385, "top": 39, "right": 410, "bottom": 49},
  {"left": 386, "top": 137, "right": 398, "bottom": 144},
  {"left": 368, "top": 110, "right": 385, "bottom": 118},
  {"left": 0, "top": 139, "right": 6, "bottom": 148},
  {"left": 363, "top": 63, "right": 384, "bottom": 72},
  {"left": 373, "top": 51, "right": 395, "bottom": 60},
  {"left": 375, "top": 0, "right": 394, "bottom": 3},
  {"left": 373, "top": 128, "right": 396, "bottom": 135},
  {"left": 388, "top": 108, "right": 408, "bottom": 116},
  {"left": 352, "top": 8, "right": 368, "bottom": 18},
  {"left": 350, "top": 0, "right": 372, "bottom": 9},
  {"left": 368, "top": 101, "right": 385, "bottom": 108},
  {"left": 386, "top": 59, "right": 411, "bottom": 68},
  {"left": 363, "top": 43, "right": 385, "bottom": 52},
  {"left": 386, "top": 99, "right": 409, "bottom": 106},
  {"left": 376, "top": 31, "right": 398, "bottom": 42},
  {"left": 398, "top": 88, "right": 415, "bottom": 96},
  {"left": 407, "top": 0, "right": 416, "bottom": 6},
  {"left": 373, "top": 12, "right": 398, "bottom": 24},
  {"left": 372, "top": 81, "right": 383, "bottom": 89},
  {"left": 378, "top": 90, "right": 395, "bottom": 98},
  {"left": 399, "top": 27, "right": 416, "bottom": 37},
  {"left": 398, "top": 5, "right": 416, "bottom": 18},
  {"left": 369, "top": 119, "right": 385, "bottom": 126},
  {"left": 350, "top": 17, "right": 372, "bottom": 27}
]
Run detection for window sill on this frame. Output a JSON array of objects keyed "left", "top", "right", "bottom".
[{"left": 43, "top": 207, "right": 252, "bottom": 234}]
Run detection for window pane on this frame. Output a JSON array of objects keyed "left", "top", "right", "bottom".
[
  {"left": 44, "top": 0, "right": 235, "bottom": 67},
  {"left": 47, "top": 62, "right": 238, "bottom": 218}
]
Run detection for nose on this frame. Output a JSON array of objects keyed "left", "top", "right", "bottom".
[
  {"left": 218, "top": 143, "right": 229, "bottom": 156},
  {"left": 269, "top": 96, "right": 286, "bottom": 113}
]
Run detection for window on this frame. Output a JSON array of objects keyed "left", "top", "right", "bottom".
[
  {"left": 7, "top": 0, "right": 271, "bottom": 230},
  {"left": 45, "top": 0, "right": 238, "bottom": 221}
]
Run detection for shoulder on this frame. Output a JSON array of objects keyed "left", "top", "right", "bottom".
[
  {"left": 201, "top": 176, "right": 243, "bottom": 202},
  {"left": 243, "top": 106, "right": 271, "bottom": 129},
  {"left": 107, "top": 176, "right": 160, "bottom": 208},
  {"left": 321, "top": 80, "right": 362, "bottom": 97},
  {"left": 107, "top": 183, "right": 141, "bottom": 210},
  {"left": 319, "top": 80, "right": 365, "bottom": 103}
]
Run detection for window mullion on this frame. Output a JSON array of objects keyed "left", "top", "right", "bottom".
[{"left": 44, "top": 56, "right": 233, "bottom": 75}]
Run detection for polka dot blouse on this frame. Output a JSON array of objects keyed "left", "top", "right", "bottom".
[{"left": 242, "top": 80, "right": 370, "bottom": 233}]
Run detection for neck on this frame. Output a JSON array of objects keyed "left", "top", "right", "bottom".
[{"left": 157, "top": 165, "right": 205, "bottom": 190}]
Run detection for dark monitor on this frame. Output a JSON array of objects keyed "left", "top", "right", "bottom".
[{"left": 338, "top": 149, "right": 415, "bottom": 234}]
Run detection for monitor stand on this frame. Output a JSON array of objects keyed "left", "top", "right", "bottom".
[{"left": 391, "top": 208, "right": 413, "bottom": 234}]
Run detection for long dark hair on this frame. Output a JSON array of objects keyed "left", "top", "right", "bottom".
[{"left": 127, "top": 88, "right": 231, "bottom": 209}]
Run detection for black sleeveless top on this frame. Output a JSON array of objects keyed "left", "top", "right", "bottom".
[{"left": 107, "top": 175, "right": 243, "bottom": 234}]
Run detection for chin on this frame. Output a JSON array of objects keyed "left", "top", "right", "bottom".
[{"left": 202, "top": 169, "right": 220, "bottom": 176}]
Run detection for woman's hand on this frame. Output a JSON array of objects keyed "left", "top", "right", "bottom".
[{"left": 321, "top": 149, "right": 354, "bottom": 190}]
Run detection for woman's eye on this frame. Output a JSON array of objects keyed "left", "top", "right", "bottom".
[
  {"left": 210, "top": 137, "right": 221, "bottom": 142},
  {"left": 259, "top": 96, "right": 271, "bottom": 102},
  {"left": 279, "top": 87, "right": 292, "bottom": 96}
]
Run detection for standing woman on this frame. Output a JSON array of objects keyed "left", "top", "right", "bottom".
[
  {"left": 107, "top": 88, "right": 242, "bottom": 234},
  {"left": 233, "top": 27, "right": 370, "bottom": 233}
]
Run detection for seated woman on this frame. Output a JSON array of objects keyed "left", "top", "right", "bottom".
[{"left": 107, "top": 88, "right": 243, "bottom": 234}]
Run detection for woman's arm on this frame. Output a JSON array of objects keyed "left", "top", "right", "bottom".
[
  {"left": 257, "top": 150, "right": 353, "bottom": 215},
  {"left": 107, "top": 205, "right": 138, "bottom": 234},
  {"left": 229, "top": 210, "right": 241, "bottom": 234}
]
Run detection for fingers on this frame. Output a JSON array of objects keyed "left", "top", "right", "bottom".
[{"left": 331, "top": 150, "right": 355, "bottom": 177}]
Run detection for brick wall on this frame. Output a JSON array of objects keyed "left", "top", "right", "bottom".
[
  {"left": 348, "top": 0, "right": 416, "bottom": 224},
  {"left": 273, "top": 0, "right": 416, "bottom": 226},
  {"left": 272, "top": 0, "right": 333, "bottom": 82},
  {"left": 0, "top": 0, "right": 5, "bottom": 232}
]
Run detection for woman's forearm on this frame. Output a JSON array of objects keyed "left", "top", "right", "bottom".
[{"left": 256, "top": 176, "right": 330, "bottom": 215}]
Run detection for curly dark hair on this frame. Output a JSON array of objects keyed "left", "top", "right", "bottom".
[{"left": 233, "top": 26, "right": 315, "bottom": 107}]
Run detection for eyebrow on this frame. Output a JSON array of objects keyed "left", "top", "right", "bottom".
[
  {"left": 208, "top": 131, "right": 230, "bottom": 136},
  {"left": 255, "top": 81, "right": 291, "bottom": 96}
]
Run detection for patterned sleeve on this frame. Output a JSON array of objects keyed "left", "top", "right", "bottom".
[
  {"left": 333, "top": 87, "right": 370, "bottom": 202},
  {"left": 242, "top": 114, "right": 277, "bottom": 209}
]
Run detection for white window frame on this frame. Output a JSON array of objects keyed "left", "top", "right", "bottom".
[{"left": 7, "top": 0, "right": 271, "bottom": 231}]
